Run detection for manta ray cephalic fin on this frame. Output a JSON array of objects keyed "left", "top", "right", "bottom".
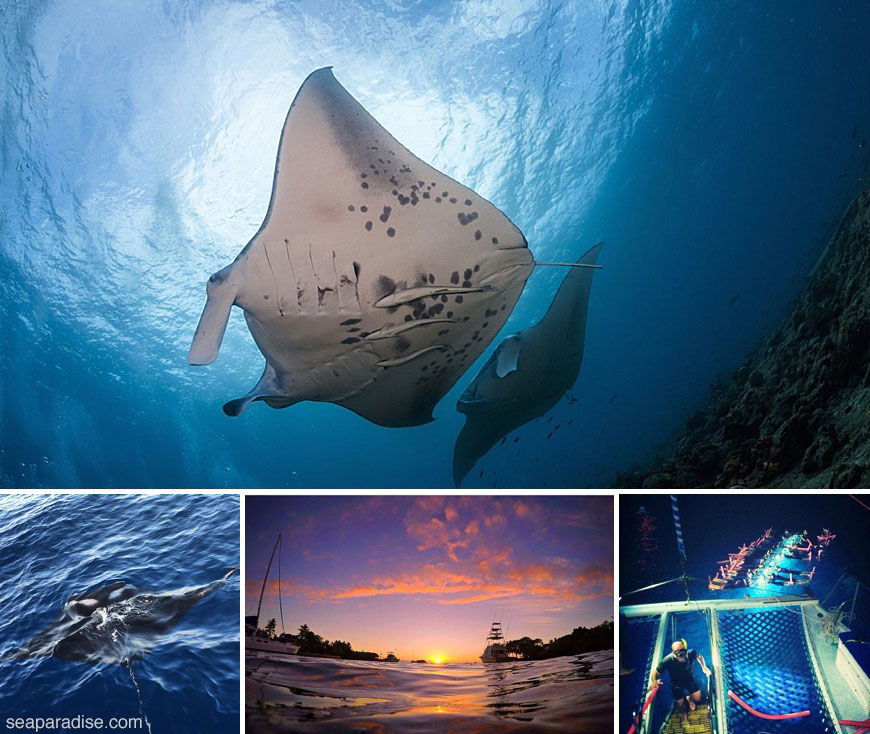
[{"left": 189, "top": 266, "right": 238, "bottom": 366}]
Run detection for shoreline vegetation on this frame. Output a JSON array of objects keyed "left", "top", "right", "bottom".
[{"left": 261, "top": 619, "right": 614, "bottom": 662}]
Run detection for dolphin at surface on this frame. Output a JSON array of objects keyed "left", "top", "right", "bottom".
[{"left": 6, "top": 569, "right": 237, "bottom": 665}]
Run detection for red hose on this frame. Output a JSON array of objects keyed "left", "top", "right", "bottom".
[
  {"left": 627, "top": 684, "right": 660, "bottom": 734},
  {"left": 727, "top": 690, "right": 809, "bottom": 720},
  {"left": 840, "top": 721, "right": 870, "bottom": 729}
]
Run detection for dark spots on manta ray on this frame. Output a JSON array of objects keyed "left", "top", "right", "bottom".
[
  {"left": 462, "top": 316, "right": 470, "bottom": 321},
  {"left": 404, "top": 314, "right": 413, "bottom": 322},
  {"left": 500, "top": 304, "right": 506, "bottom": 311},
  {"left": 455, "top": 295, "right": 464, "bottom": 304},
  {"left": 485, "top": 308, "right": 496, "bottom": 317},
  {"left": 472, "top": 331, "right": 480, "bottom": 340},
  {"left": 360, "top": 205, "right": 368, "bottom": 213},
  {"left": 361, "top": 182, "right": 369, "bottom": 189},
  {"left": 547, "top": 416, "right": 553, "bottom": 423},
  {"left": 512, "top": 437, "right": 520, "bottom": 443},
  {"left": 373, "top": 274, "right": 396, "bottom": 301},
  {"left": 422, "top": 191, "right": 430, "bottom": 199},
  {"left": 386, "top": 227, "right": 396, "bottom": 237},
  {"left": 263, "top": 294, "right": 270, "bottom": 300},
  {"left": 365, "top": 221, "right": 373, "bottom": 231},
  {"left": 333, "top": 370, "right": 340, "bottom": 377},
  {"left": 474, "top": 264, "right": 480, "bottom": 273},
  {"left": 474, "top": 230, "right": 482, "bottom": 241},
  {"left": 554, "top": 424, "right": 560, "bottom": 432},
  {"left": 428, "top": 273, "right": 435, "bottom": 284},
  {"left": 380, "top": 206, "right": 392, "bottom": 223},
  {"left": 482, "top": 321, "right": 489, "bottom": 328},
  {"left": 462, "top": 279, "right": 471, "bottom": 288},
  {"left": 421, "top": 365, "right": 428, "bottom": 372},
  {"left": 395, "top": 335, "right": 411, "bottom": 353},
  {"left": 547, "top": 432, "right": 553, "bottom": 440},
  {"left": 464, "top": 268, "right": 472, "bottom": 280},
  {"left": 440, "top": 294, "right": 448, "bottom": 303},
  {"left": 347, "top": 205, "right": 355, "bottom": 212},
  {"left": 450, "top": 271, "right": 460, "bottom": 284},
  {"left": 450, "top": 197, "right": 457, "bottom": 204},
  {"left": 435, "top": 196, "right": 442, "bottom": 203},
  {"left": 432, "top": 303, "right": 444, "bottom": 314},
  {"left": 491, "top": 236, "right": 499, "bottom": 245},
  {"left": 437, "top": 329, "right": 449, "bottom": 336},
  {"left": 341, "top": 337, "right": 360, "bottom": 345},
  {"left": 360, "top": 172, "right": 367, "bottom": 178},
  {"left": 340, "top": 318, "right": 362, "bottom": 326},
  {"left": 353, "top": 261, "right": 361, "bottom": 278},
  {"left": 397, "top": 194, "right": 410, "bottom": 206},
  {"left": 465, "top": 199, "right": 472, "bottom": 206},
  {"left": 347, "top": 327, "right": 360, "bottom": 333}
]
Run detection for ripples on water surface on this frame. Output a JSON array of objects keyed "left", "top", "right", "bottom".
[
  {"left": 246, "top": 650, "right": 612, "bottom": 733},
  {"left": 0, "top": 494, "right": 240, "bottom": 734}
]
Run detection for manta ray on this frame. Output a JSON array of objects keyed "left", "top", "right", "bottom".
[
  {"left": 6, "top": 569, "right": 236, "bottom": 665},
  {"left": 453, "top": 243, "right": 603, "bottom": 486},
  {"left": 188, "top": 67, "right": 534, "bottom": 427}
]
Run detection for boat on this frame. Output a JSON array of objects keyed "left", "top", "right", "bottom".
[
  {"left": 383, "top": 651, "right": 399, "bottom": 662},
  {"left": 621, "top": 498, "right": 870, "bottom": 734},
  {"left": 480, "top": 621, "right": 512, "bottom": 663},
  {"left": 245, "top": 533, "right": 299, "bottom": 656}
]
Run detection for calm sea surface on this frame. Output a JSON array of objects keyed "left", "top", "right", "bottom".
[
  {"left": 0, "top": 494, "right": 240, "bottom": 734},
  {"left": 246, "top": 649, "right": 612, "bottom": 733}
]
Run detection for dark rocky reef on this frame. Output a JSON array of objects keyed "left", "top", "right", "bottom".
[{"left": 615, "top": 190, "right": 870, "bottom": 489}]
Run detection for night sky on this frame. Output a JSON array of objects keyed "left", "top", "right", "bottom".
[{"left": 246, "top": 495, "right": 613, "bottom": 662}]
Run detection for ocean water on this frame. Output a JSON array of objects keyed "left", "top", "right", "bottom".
[
  {"left": 619, "top": 494, "right": 870, "bottom": 607},
  {"left": 246, "top": 649, "right": 612, "bottom": 732},
  {"left": 0, "top": 493, "right": 240, "bottom": 734},
  {"left": 2, "top": 2, "right": 870, "bottom": 488}
]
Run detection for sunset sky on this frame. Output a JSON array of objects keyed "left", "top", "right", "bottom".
[{"left": 246, "top": 495, "right": 613, "bottom": 662}]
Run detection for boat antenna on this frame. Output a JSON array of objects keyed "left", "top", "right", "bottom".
[
  {"left": 277, "top": 534, "right": 285, "bottom": 637},
  {"left": 256, "top": 533, "right": 282, "bottom": 629},
  {"left": 669, "top": 495, "right": 692, "bottom": 603}
]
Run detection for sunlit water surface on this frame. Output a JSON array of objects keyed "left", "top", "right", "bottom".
[
  {"left": 0, "top": 494, "right": 240, "bottom": 734},
  {"left": 246, "top": 649, "right": 612, "bottom": 733}
]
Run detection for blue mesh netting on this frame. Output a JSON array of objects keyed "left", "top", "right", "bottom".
[
  {"left": 717, "top": 607, "right": 836, "bottom": 734},
  {"left": 620, "top": 614, "right": 660, "bottom": 732}
]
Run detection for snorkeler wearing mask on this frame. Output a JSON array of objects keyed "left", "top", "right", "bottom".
[{"left": 650, "top": 639, "right": 711, "bottom": 720}]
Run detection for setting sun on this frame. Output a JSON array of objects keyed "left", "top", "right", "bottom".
[{"left": 432, "top": 656, "right": 444, "bottom": 664}]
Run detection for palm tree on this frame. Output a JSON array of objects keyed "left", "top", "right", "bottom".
[{"left": 264, "top": 618, "right": 277, "bottom": 638}]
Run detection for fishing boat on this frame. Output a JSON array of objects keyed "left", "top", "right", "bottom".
[
  {"left": 622, "top": 496, "right": 870, "bottom": 734},
  {"left": 245, "top": 533, "right": 299, "bottom": 656},
  {"left": 480, "top": 621, "right": 512, "bottom": 663}
]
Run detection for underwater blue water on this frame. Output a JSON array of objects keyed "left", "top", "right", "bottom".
[
  {"left": 2, "top": 1, "right": 869, "bottom": 488},
  {"left": 0, "top": 493, "right": 240, "bottom": 733}
]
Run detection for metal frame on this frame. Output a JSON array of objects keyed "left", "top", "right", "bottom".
[{"left": 801, "top": 603, "right": 845, "bottom": 734}]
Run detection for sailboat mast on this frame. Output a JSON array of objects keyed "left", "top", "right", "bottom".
[{"left": 256, "top": 533, "right": 282, "bottom": 623}]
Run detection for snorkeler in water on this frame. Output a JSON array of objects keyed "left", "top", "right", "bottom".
[{"left": 650, "top": 640, "right": 711, "bottom": 721}]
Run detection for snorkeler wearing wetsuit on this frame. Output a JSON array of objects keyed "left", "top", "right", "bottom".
[{"left": 650, "top": 640, "right": 711, "bottom": 719}]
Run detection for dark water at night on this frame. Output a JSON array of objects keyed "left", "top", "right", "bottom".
[
  {"left": 246, "top": 649, "right": 612, "bottom": 732},
  {"left": 0, "top": 494, "right": 240, "bottom": 734}
]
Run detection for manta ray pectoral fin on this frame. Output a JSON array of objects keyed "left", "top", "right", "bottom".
[
  {"left": 495, "top": 336, "right": 521, "bottom": 378},
  {"left": 223, "top": 363, "right": 296, "bottom": 416},
  {"left": 188, "top": 265, "right": 238, "bottom": 366}
]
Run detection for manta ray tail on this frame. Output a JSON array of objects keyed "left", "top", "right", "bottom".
[{"left": 189, "top": 265, "right": 238, "bottom": 366}]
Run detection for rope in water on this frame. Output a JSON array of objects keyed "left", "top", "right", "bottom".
[
  {"left": 127, "top": 661, "right": 153, "bottom": 734},
  {"left": 727, "top": 690, "right": 809, "bottom": 720}
]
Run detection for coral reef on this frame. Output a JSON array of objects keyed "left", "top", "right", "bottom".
[{"left": 616, "top": 190, "right": 870, "bottom": 489}]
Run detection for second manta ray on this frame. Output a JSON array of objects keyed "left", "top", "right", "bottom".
[
  {"left": 453, "top": 243, "right": 603, "bottom": 486},
  {"left": 7, "top": 569, "right": 236, "bottom": 665},
  {"left": 189, "top": 67, "right": 533, "bottom": 426}
]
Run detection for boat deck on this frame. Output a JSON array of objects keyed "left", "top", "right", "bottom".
[
  {"left": 803, "top": 602, "right": 866, "bottom": 723},
  {"left": 660, "top": 703, "right": 712, "bottom": 734}
]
